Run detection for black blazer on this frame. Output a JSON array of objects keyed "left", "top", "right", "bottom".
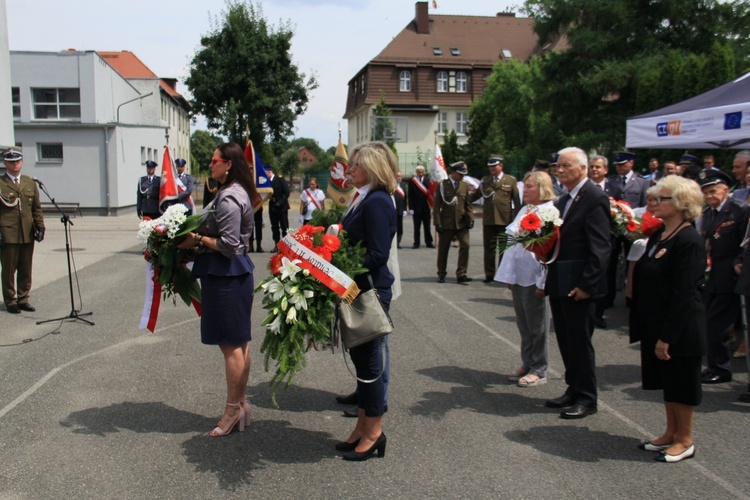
[
  {"left": 631, "top": 226, "right": 706, "bottom": 356},
  {"left": 546, "top": 181, "right": 611, "bottom": 299},
  {"left": 394, "top": 181, "right": 407, "bottom": 214},
  {"left": 269, "top": 175, "right": 290, "bottom": 212},
  {"left": 407, "top": 176, "right": 431, "bottom": 215},
  {"left": 588, "top": 178, "right": 622, "bottom": 200},
  {"left": 700, "top": 198, "right": 749, "bottom": 294}
]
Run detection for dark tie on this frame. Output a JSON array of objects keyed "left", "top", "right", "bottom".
[
  {"left": 709, "top": 208, "right": 718, "bottom": 229},
  {"left": 621, "top": 176, "right": 627, "bottom": 187},
  {"left": 560, "top": 193, "right": 573, "bottom": 218}
]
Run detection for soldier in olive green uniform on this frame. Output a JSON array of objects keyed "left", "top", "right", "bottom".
[
  {"left": 471, "top": 155, "right": 521, "bottom": 282},
  {"left": 434, "top": 162, "right": 474, "bottom": 283},
  {"left": 0, "top": 150, "right": 45, "bottom": 314}
]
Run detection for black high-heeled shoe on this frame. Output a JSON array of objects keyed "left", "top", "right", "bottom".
[
  {"left": 334, "top": 438, "right": 361, "bottom": 452},
  {"left": 341, "top": 433, "right": 386, "bottom": 461}
]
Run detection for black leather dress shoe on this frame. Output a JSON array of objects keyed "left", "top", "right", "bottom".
[
  {"left": 700, "top": 372, "right": 732, "bottom": 384},
  {"left": 335, "top": 391, "right": 358, "bottom": 405},
  {"left": 18, "top": 303, "right": 35, "bottom": 312},
  {"left": 482, "top": 277, "right": 494, "bottom": 283},
  {"left": 560, "top": 403, "right": 597, "bottom": 419},
  {"left": 437, "top": 276, "right": 446, "bottom": 283},
  {"left": 594, "top": 317, "right": 607, "bottom": 329},
  {"left": 457, "top": 276, "right": 473, "bottom": 283},
  {"left": 6, "top": 304, "right": 20, "bottom": 314},
  {"left": 426, "top": 244, "right": 435, "bottom": 248},
  {"left": 343, "top": 405, "right": 387, "bottom": 418},
  {"left": 412, "top": 244, "right": 420, "bottom": 249},
  {"left": 545, "top": 394, "right": 575, "bottom": 408}
]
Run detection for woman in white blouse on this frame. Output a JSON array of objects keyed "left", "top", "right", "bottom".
[
  {"left": 495, "top": 171, "right": 555, "bottom": 387},
  {"left": 299, "top": 177, "right": 326, "bottom": 223}
]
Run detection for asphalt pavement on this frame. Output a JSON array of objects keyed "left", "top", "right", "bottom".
[{"left": 0, "top": 213, "right": 748, "bottom": 499}]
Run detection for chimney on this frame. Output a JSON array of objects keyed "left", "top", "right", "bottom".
[{"left": 415, "top": 1, "right": 429, "bottom": 35}]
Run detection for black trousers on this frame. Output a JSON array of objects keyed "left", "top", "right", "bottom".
[
  {"left": 269, "top": 208, "right": 288, "bottom": 244},
  {"left": 549, "top": 296, "right": 597, "bottom": 407},
  {"left": 412, "top": 211, "right": 433, "bottom": 247},
  {"left": 396, "top": 215, "right": 403, "bottom": 246},
  {"left": 703, "top": 290, "right": 739, "bottom": 377},
  {"left": 250, "top": 208, "right": 263, "bottom": 246}
]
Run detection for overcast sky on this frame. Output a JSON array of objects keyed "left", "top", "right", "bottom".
[{"left": 7, "top": 0, "right": 519, "bottom": 149}]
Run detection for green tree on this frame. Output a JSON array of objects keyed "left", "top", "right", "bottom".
[
  {"left": 190, "top": 130, "right": 223, "bottom": 173},
  {"left": 440, "top": 130, "right": 463, "bottom": 168},
  {"left": 186, "top": 0, "right": 318, "bottom": 151},
  {"left": 371, "top": 92, "right": 396, "bottom": 148}
]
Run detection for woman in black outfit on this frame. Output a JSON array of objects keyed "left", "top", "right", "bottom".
[{"left": 631, "top": 175, "right": 706, "bottom": 463}]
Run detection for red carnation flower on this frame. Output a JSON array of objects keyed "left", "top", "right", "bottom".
[
  {"left": 626, "top": 220, "right": 639, "bottom": 232},
  {"left": 269, "top": 253, "right": 283, "bottom": 275},
  {"left": 520, "top": 212, "right": 543, "bottom": 232}
]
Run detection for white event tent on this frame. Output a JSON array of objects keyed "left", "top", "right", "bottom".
[{"left": 626, "top": 72, "right": 750, "bottom": 149}]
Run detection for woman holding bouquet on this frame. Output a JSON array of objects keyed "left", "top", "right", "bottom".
[
  {"left": 631, "top": 176, "right": 705, "bottom": 462},
  {"left": 178, "top": 142, "right": 260, "bottom": 437},
  {"left": 495, "top": 171, "right": 556, "bottom": 387},
  {"left": 335, "top": 141, "right": 396, "bottom": 461}
]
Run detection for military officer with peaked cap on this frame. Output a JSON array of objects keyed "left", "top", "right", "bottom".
[
  {"left": 612, "top": 151, "right": 649, "bottom": 209},
  {"left": 175, "top": 158, "right": 195, "bottom": 215},
  {"left": 434, "top": 161, "right": 474, "bottom": 284},
  {"left": 698, "top": 168, "right": 749, "bottom": 384},
  {"left": 471, "top": 154, "right": 521, "bottom": 282},
  {"left": 136, "top": 160, "right": 161, "bottom": 219},
  {"left": 0, "top": 149, "right": 45, "bottom": 314}
]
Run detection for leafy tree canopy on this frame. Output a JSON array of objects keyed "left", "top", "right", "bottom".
[
  {"left": 190, "top": 130, "right": 223, "bottom": 173},
  {"left": 185, "top": 0, "right": 318, "bottom": 153}
]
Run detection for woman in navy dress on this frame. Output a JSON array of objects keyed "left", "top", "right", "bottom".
[
  {"left": 335, "top": 142, "right": 397, "bottom": 461},
  {"left": 631, "top": 176, "right": 705, "bottom": 463},
  {"left": 178, "top": 142, "right": 260, "bottom": 437}
]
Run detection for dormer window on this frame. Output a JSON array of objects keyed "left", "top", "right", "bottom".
[
  {"left": 399, "top": 70, "right": 411, "bottom": 92},
  {"left": 433, "top": 47, "right": 442, "bottom": 55},
  {"left": 437, "top": 71, "right": 448, "bottom": 92},
  {"left": 450, "top": 48, "right": 460, "bottom": 56}
]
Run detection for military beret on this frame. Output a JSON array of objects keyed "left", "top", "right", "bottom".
[
  {"left": 698, "top": 169, "right": 732, "bottom": 188},
  {"left": 2, "top": 150, "right": 23, "bottom": 162},
  {"left": 145, "top": 160, "right": 157, "bottom": 168},
  {"left": 613, "top": 151, "right": 635, "bottom": 165},
  {"left": 175, "top": 158, "right": 187, "bottom": 166},
  {"left": 487, "top": 155, "right": 504, "bottom": 166},
  {"left": 450, "top": 161, "right": 468, "bottom": 175}
]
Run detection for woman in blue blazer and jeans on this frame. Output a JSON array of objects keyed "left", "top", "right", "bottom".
[{"left": 335, "top": 142, "right": 396, "bottom": 461}]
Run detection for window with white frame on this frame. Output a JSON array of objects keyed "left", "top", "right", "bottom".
[
  {"left": 437, "top": 112, "right": 448, "bottom": 134},
  {"left": 456, "top": 112, "right": 467, "bottom": 134},
  {"left": 456, "top": 72, "right": 467, "bottom": 93},
  {"left": 12, "top": 87, "right": 20, "bottom": 119},
  {"left": 437, "top": 71, "right": 448, "bottom": 93},
  {"left": 37, "top": 143, "right": 63, "bottom": 162},
  {"left": 399, "top": 70, "right": 411, "bottom": 92},
  {"left": 32, "top": 88, "right": 80, "bottom": 120}
]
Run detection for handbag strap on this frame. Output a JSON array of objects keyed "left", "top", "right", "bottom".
[{"left": 342, "top": 336, "right": 388, "bottom": 384}]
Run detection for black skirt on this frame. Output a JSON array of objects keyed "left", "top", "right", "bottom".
[
  {"left": 199, "top": 273, "right": 254, "bottom": 345},
  {"left": 641, "top": 338, "right": 702, "bottom": 406}
]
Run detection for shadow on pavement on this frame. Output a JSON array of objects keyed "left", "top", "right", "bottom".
[{"left": 504, "top": 426, "right": 645, "bottom": 463}]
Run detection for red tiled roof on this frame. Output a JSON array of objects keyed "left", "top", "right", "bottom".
[{"left": 97, "top": 51, "right": 183, "bottom": 99}]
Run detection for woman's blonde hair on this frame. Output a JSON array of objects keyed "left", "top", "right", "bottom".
[
  {"left": 349, "top": 141, "right": 397, "bottom": 193},
  {"left": 649, "top": 175, "right": 703, "bottom": 221},
  {"left": 522, "top": 170, "right": 556, "bottom": 202}
]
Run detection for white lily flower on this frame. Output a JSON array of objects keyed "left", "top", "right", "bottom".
[
  {"left": 268, "top": 314, "right": 283, "bottom": 334},
  {"left": 286, "top": 306, "right": 297, "bottom": 324},
  {"left": 281, "top": 295, "right": 288, "bottom": 311},
  {"left": 279, "top": 257, "right": 302, "bottom": 281}
]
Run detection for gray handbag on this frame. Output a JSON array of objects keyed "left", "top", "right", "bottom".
[{"left": 336, "top": 287, "right": 393, "bottom": 350}]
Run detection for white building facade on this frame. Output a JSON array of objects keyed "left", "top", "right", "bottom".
[{"left": 9, "top": 50, "right": 190, "bottom": 215}]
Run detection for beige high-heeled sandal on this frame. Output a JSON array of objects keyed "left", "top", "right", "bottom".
[
  {"left": 210, "top": 403, "right": 245, "bottom": 437},
  {"left": 239, "top": 399, "right": 252, "bottom": 427}
]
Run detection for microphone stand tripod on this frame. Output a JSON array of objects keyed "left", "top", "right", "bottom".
[{"left": 34, "top": 180, "right": 94, "bottom": 326}]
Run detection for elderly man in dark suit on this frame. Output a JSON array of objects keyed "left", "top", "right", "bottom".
[
  {"left": 267, "top": 165, "right": 290, "bottom": 252},
  {"left": 698, "top": 169, "right": 749, "bottom": 384},
  {"left": 1, "top": 150, "right": 45, "bottom": 314},
  {"left": 544, "top": 147, "right": 611, "bottom": 419},
  {"left": 407, "top": 165, "right": 433, "bottom": 248},
  {"left": 433, "top": 161, "right": 474, "bottom": 284}
]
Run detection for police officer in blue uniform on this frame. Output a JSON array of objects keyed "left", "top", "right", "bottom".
[
  {"left": 699, "top": 169, "right": 749, "bottom": 384},
  {"left": 175, "top": 158, "right": 195, "bottom": 215},
  {"left": 137, "top": 160, "right": 161, "bottom": 219}
]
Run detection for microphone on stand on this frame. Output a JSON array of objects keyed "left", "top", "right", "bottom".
[{"left": 32, "top": 177, "right": 45, "bottom": 188}]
